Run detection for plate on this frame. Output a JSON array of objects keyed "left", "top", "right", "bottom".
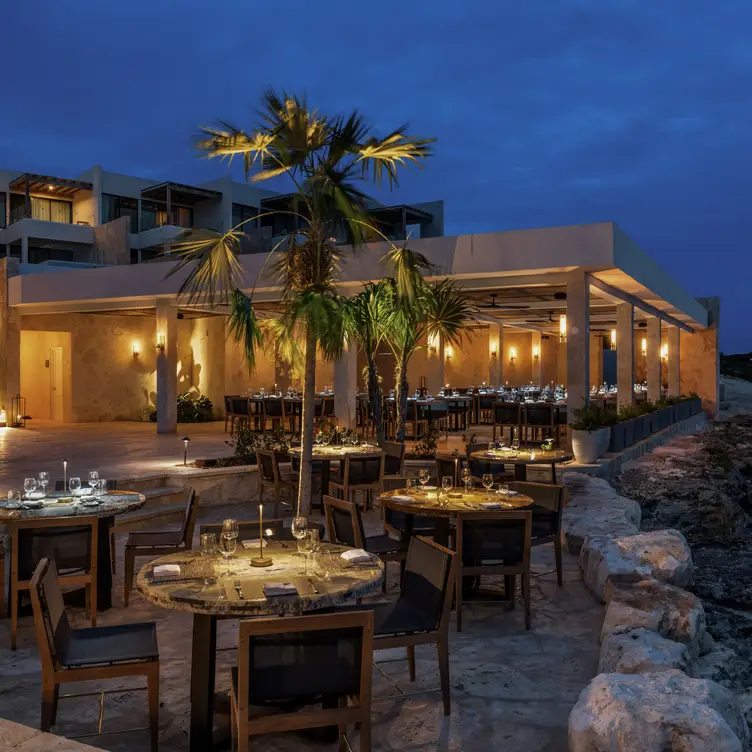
[
  {"left": 82, "top": 500, "right": 100, "bottom": 507},
  {"left": 22, "top": 501, "right": 43, "bottom": 509},
  {"left": 422, "top": 485, "right": 437, "bottom": 491}
]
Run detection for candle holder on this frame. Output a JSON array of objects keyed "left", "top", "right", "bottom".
[{"left": 251, "top": 506, "right": 273, "bottom": 567}]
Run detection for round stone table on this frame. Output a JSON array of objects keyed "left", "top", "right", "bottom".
[
  {"left": 0, "top": 490, "right": 145, "bottom": 611},
  {"left": 470, "top": 448, "right": 573, "bottom": 482},
  {"left": 138, "top": 542, "right": 383, "bottom": 751}
]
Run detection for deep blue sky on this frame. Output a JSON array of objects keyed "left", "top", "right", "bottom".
[{"left": 4, "top": 1, "right": 751, "bottom": 351}]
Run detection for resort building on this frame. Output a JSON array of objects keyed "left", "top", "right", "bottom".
[{"left": 0, "top": 167, "right": 718, "bottom": 434}]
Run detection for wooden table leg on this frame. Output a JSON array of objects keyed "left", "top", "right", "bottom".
[
  {"left": 399, "top": 513, "right": 414, "bottom": 582},
  {"left": 190, "top": 614, "right": 217, "bottom": 752},
  {"left": 551, "top": 463, "right": 557, "bottom": 484},
  {"left": 433, "top": 517, "right": 451, "bottom": 548},
  {"left": 97, "top": 515, "right": 115, "bottom": 610},
  {"left": 514, "top": 464, "right": 527, "bottom": 482},
  {"left": 320, "top": 462, "right": 330, "bottom": 510}
]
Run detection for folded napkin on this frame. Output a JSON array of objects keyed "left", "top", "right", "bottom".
[
  {"left": 341, "top": 549, "right": 372, "bottom": 564},
  {"left": 390, "top": 495, "right": 416, "bottom": 503},
  {"left": 263, "top": 582, "right": 298, "bottom": 597},
  {"left": 505, "top": 490, "right": 519, "bottom": 496},
  {"left": 241, "top": 538, "right": 266, "bottom": 549},
  {"left": 153, "top": 564, "right": 181, "bottom": 576},
  {"left": 479, "top": 501, "right": 503, "bottom": 509}
]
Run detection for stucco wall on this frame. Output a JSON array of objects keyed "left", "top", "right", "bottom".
[
  {"left": 445, "top": 328, "right": 488, "bottom": 387},
  {"left": 680, "top": 297, "right": 720, "bottom": 416},
  {"left": 20, "top": 330, "right": 71, "bottom": 421},
  {"left": 541, "top": 334, "right": 559, "bottom": 387},
  {"left": 502, "top": 331, "right": 533, "bottom": 386}
]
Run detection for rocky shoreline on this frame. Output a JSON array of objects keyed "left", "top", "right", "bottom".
[{"left": 614, "top": 415, "right": 752, "bottom": 731}]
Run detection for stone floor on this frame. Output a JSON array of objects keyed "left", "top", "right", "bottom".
[{"left": 0, "top": 504, "right": 603, "bottom": 752}]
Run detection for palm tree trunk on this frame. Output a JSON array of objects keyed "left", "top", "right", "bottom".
[
  {"left": 395, "top": 353, "right": 409, "bottom": 443},
  {"left": 367, "top": 357, "right": 384, "bottom": 442},
  {"left": 296, "top": 324, "right": 317, "bottom": 516}
]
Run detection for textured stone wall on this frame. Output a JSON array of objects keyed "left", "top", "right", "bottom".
[
  {"left": 92, "top": 217, "right": 130, "bottom": 265},
  {"left": 680, "top": 298, "right": 720, "bottom": 416}
]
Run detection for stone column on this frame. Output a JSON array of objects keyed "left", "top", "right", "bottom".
[
  {"left": 487, "top": 322, "right": 502, "bottom": 387},
  {"left": 202, "top": 316, "right": 226, "bottom": 418},
  {"left": 531, "top": 331, "right": 542, "bottom": 386},
  {"left": 333, "top": 340, "right": 358, "bottom": 429},
  {"left": 646, "top": 317, "right": 662, "bottom": 402},
  {"left": 425, "top": 335, "right": 445, "bottom": 394},
  {"left": 616, "top": 303, "right": 634, "bottom": 408},
  {"left": 667, "top": 325, "right": 681, "bottom": 397},
  {"left": 566, "top": 271, "right": 590, "bottom": 429},
  {"left": 0, "top": 259, "right": 20, "bottom": 412},
  {"left": 156, "top": 298, "right": 178, "bottom": 433}
]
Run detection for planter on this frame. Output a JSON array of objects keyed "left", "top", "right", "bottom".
[
  {"left": 572, "top": 427, "right": 611, "bottom": 464},
  {"left": 609, "top": 422, "right": 627, "bottom": 453},
  {"left": 662, "top": 405, "right": 675, "bottom": 427},
  {"left": 632, "top": 415, "right": 644, "bottom": 442},
  {"left": 691, "top": 397, "right": 702, "bottom": 416},
  {"left": 623, "top": 418, "right": 634, "bottom": 448}
]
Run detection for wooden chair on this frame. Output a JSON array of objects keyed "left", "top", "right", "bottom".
[
  {"left": 405, "top": 401, "right": 429, "bottom": 440},
  {"left": 199, "top": 518, "right": 326, "bottom": 545},
  {"left": 329, "top": 452, "right": 384, "bottom": 509},
  {"left": 377, "top": 440, "right": 406, "bottom": 487},
  {"left": 492, "top": 401, "right": 522, "bottom": 443},
  {"left": 446, "top": 398, "right": 470, "bottom": 432},
  {"left": 29, "top": 558, "right": 159, "bottom": 751},
  {"left": 358, "top": 395, "right": 376, "bottom": 438},
  {"left": 423, "top": 400, "right": 448, "bottom": 439},
  {"left": 123, "top": 489, "right": 199, "bottom": 606},
  {"left": 9, "top": 516, "right": 98, "bottom": 651},
  {"left": 231, "top": 610, "right": 373, "bottom": 752},
  {"left": 477, "top": 393, "right": 496, "bottom": 425},
  {"left": 511, "top": 481, "right": 566, "bottom": 585},
  {"left": 261, "top": 397, "right": 285, "bottom": 433},
  {"left": 230, "top": 396, "right": 252, "bottom": 434},
  {"left": 256, "top": 450, "right": 297, "bottom": 516},
  {"left": 224, "top": 395, "right": 235, "bottom": 433},
  {"left": 465, "top": 442, "right": 514, "bottom": 484},
  {"left": 0, "top": 533, "right": 5, "bottom": 617},
  {"left": 435, "top": 453, "right": 462, "bottom": 487},
  {"left": 454, "top": 510, "right": 532, "bottom": 632},
  {"left": 523, "top": 403, "right": 555, "bottom": 445}
]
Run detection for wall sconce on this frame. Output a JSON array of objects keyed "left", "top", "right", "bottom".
[
  {"left": 610, "top": 329, "right": 617, "bottom": 351},
  {"left": 559, "top": 314, "right": 567, "bottom": 343},
  {"left": 0, "top": 406, "right": 6, "bottom": 427},
  {"left": 445, "top": 346, "right": 453, "bottom": 362},
  {"left": 509, "top": 347, "right": 517, "bottom": 363},
  {"left": 132, "top": 341, "right": 140, "bottom": 359},
  {"left": 428, "top": 333, "right": 439, "bottom": 355},
  {"left": 661, "top": 343, "right": 669, "bottom": 361},
  {"left": 156, "top": 333, "right": 166, "bottom": 352},
  {"left": 490, "top": 344, "right": 498, "bottom": 358},
  {"left": 641, "top": 338, "right": 647, "bottom": 357},
  {"left": 532, "top": 346, "right": 540, "bottom": 361}
]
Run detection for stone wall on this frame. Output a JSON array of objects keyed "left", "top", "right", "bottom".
[{"left": 91, "top": 217, "right": 130, "bottom": 265}]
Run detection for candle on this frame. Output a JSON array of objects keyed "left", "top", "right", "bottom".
[
  {"left": 63, "top": 460, "right": 67, "bottom": 490},
  {"left": 258, "top": 504, "right": 263, "bottom": 558}
]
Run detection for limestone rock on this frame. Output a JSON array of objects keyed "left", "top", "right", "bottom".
[
  {"left": 561, "top": 473, "right": 641, "bottom": 555},
  {"left": 598, "top": 627, "right": 691, "bottom": 675},
  {"left": 580, "top": 529, "right": 694, "bottom": 602},
  {"left": 602, "top": 579, "right": 706, "bottom": 657},
  {"left": 569, "top": 671, "right": 749, "bottom": 752}
]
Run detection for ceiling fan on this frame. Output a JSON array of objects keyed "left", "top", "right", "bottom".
[{"left": 477, "top": 293, "right": 530, "bottom": 310}]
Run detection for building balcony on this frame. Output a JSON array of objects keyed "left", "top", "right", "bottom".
[{"left": 0, "top": 218, "right": 94, "bottom": 246}]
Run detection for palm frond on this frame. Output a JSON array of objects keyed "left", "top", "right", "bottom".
[
  {"left": 356, "top": 129, "right": 435, "bottom": 188},
  {"left": 283, "top": 289, "right": 346, "bottom": 361},
  {"left": 383, "top": 242, "right": 435, "bottom": 310},
  {"left": 228, "top": 289, "right": 263, "bottom": 372},
  {"left": 260, "top": 317, "right": 305, "bottom": 379},
  {"left": 422, "top": 278, "right": 479, "bottom": 347}
]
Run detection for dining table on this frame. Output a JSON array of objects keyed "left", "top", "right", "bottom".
[
  {"left": 469, "top": 448, "right": 573, "bottom": 482},
  {"left": 0, "top": 490, "right": 145, "bottom": 610},
  {"left": 137, "top": 541, "right": 383, "bottom": 751}
]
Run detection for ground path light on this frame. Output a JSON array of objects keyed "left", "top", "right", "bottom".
[{"left": 182, "top": 436, "right": 190, "bottom": 466}]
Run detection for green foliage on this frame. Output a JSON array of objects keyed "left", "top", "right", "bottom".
[
  {"left": 406, "top": 420, "right": 440, "bottom": 459},
  {"left": 720, "top": 352, "right": 752, "bottom": 383},
  {"left": 149, "top": 393, "right": 213, "bottom": 423},
  {"left": 637, "top": 399, "right": 658, "bottom": 414},
  {"left": 569, "top": 402, "right": 616, "bottom": 431},
  {"left": 617, "top": 404, "right": 641, "bottom": 421},
  {"left": 227, "top": 424, "right": 290, "bottom": 459}
]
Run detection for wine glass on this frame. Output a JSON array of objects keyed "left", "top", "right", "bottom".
[
  {"left": 418, "top": 468, "right": 429, "bottom": 493},
  {"left": 220, "top": 532, "right": 237, "bottom": 575},
  {"left": 461, "top": 467, "right": 472, "bottom": 492},
  {"left": 69, "top": 477, "right": 82, "bottom": 497},
  {"left": 88, "top": 470, "right": 99, "bottom": 496},
  {"left": 405, "top": 477, "right": 415, "bottom": 493},
  {"left": 441, "top": 476, "right": 453, "bottom": 494},
  {"left": 512, "top": 438, "right": 520, "bottom": 452},
  {"left": 482, "top": 473, "right": 494, "bottom": 499},
  {"left": 291, "top": 515, "right": 308, "bottom": 556},
  {"left": 37, "top": 471, "right": 49, "bottom": 497},
  {"left": 23, "top": 477, "right": 37, "bottom": 499}
]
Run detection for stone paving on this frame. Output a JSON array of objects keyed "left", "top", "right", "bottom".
[{"left": 0, "top": 503, "right": 603, "bottom": 752}]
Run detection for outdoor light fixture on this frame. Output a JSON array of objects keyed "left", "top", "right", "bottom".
[
  {"left": 156, "top": 333, "right": 166, "bottom": 352},
  {"left": 182, "top": 436, "right": 190, "bottom": 466},
  {"left": 509, "top": 347, "right": 517, "bottom": 363},
  {"left": 559, "top": 315, "right": 567, "bottom": 343},
  {"left": 532, "top": 346, "right": 540, "bottom": 361},
  {"left": 0, "top": 406, "right": 6, "bottom": 427},
  {"left": 641, "top": 338, "right": 647, "bottom": 356},
  {"left": 251, "top": 503, "right": 273, "bottom": 567},
  {"left": 132, "top": 341, "right": 140, "bottom": 359},
  {"left": 47, "top": 185, "right": 55, "bottom": 191},
  {"left": 661, "top": 343, "right": 669, "bottom": 361},
  {"left": 610, "top": 329, "right": 617, "bottom": 350},
  {"left": 445, "top": 346, "right": 453, "bottom": 362},
  {"left": 428, "top": 333, "right": 439, "bottom": 355}
]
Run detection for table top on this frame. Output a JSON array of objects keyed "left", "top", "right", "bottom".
[
  {"left": 137, "top": 542, "right": 383, "bottom": 617},
  {"left": 288, "top": 445, "right": 383, "bottom": 460},
  {"left": 470, "top": 449, "right": 573, "bottom": 466},
  {"left": 0, "top": 490, "right": 146, "bottom": 521},
  {"left": 380, "top": 487, "right": 534, "bottom": 516}
]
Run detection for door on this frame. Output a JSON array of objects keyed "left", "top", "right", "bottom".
[{"left": 50, "top": 347, "right": 64, "bottom": 421}]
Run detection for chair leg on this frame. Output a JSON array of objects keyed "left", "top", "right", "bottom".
[
  {"left": 504, "top": 574, "right": 515, "bottom": 608},
  {"left": 88, "top": 579, "right": 97, "bottom": 627},
  {"left": 230, "top": 695, "right": 238, "bottom": 752},
  {"left": 147, "top": 663, "right": 160, "bottom": 752},
  {"left": 406, "top": 645, "right": 416, "bottom": 681},
  {"left": 554, "top": 536, "right": 563, "bottom": 587},
  {"left": 10, "top": 580, "right": 18, "bottom": 650},
  {"left": 0, "top": 553, "right": 4, "bottom": 617},
  {"left": 437, "top": 637, "right": 451, "bottom": 716},
  {"left": 124, "top": 547, "right": 135, "bottom": 607},
  {"left": 110, "top": 529, "right": 117, "bottom": 575},
  {"left": 523, "top": 571, "right": 531, "bottom": 630},
  {"left": 359, "top": 708, "right": 372, "bottom": 752},
  {"left": 456, "top": 575, "right": 463, "bottom": 633},
  {"left": 41, "top": 683, "right": 58, "bottom": 731}
]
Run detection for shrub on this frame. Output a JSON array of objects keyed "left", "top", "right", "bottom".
[
  {"left": 227, "top": 424, "right": 290, "bottom": 459},
  {"left": 569, "top": 403, "right": 616, "bottom": 432},
  {"left": 149, "top": 392, "right": 214, "bottom": 423},
  {"left": 406, "top": 419, "right": 440, "bottom": 459}
]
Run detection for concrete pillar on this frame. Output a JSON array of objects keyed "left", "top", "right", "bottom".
[
  {"left": 487, "top": 323, "right": 502, "bottom": 387},
  {"left": 202, "top": 316, "right": 226, "bottom": 418},
  {"left": 589, "top": 333, "right": 602, "bottom": 389},
  {"left": 680, "top": 297, "right": 720, "bottom": 416},
  {"left": 333, "top": 339, "right": 358, "bottom": 429},
  {"left": 616, "top": 303, "right": 634, "bottom": 408},
  {"left": 531, "top": 331, "right": 542, "bottom": 386},
  {"left": 21, "top": 236, "right": 28, "bottom": 265},
  {"left": 425, "top": 335, "right": 445, "bottom": 394},
  {"left": 566, "top": 271, "right": 590, "bottom": 429},
  {"left": 0, "top": 259, "right": 20, "bottom": 412},
  {"left": 156, "top": 297, "right": 178, "bottom": 433},
  {"left": 646, "top": 318, "right": 661, "bottom": 402},
  {"left": 667, "top": 325, "right": 681, "bottom": 397}
]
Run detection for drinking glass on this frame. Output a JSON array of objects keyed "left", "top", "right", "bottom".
[
  {"left": 7, "top": 489, "right": 21, "bottom": 508},
  {"left": 220, "top": 533, "right": 237, "bottom": 575},
  {"left": 405, "top": 478, "right": 415, "bottom": 493},
  {"left": 23, "top": 477, "right": 37, "bottom": 499},
  {"left": 200, "top": 533, "right": 217, "bottom": 587},
  {"left": 499, "top": 483, "right": 510, "bottom": 498},
  {"left": 301, "top": 528, "right": 319, "bottom": 575},
  {"left": 441, "top": 476, "right": 453, "bottom": 494},
  {"left": 37, "top": 472, "right": 49, "bottom": 497},
  {"left": 482, "top": 473, "right": 494, "bottom": 498},
  {"left": 88, "top": 470, "right": 99, "bottom": 496},
  {"left": 512, "top": 438, "right": 520, "bottom": 451},
  {"left": 488, "top": 442, "right": 495, "bottom": 453},
  {"left": 98, "top": 479, "right": 108, "bottom": 497},
  {"left": 291, "top": 515, "right": 308, "bottom": 556},
  {"left": 418, "top": 468, "right": 429, "bottom": 493},
  {"left": 461, "top": 467, "right": 472, "bottom": 492},
  {"left": 69, "top": 477, "right": 81, "bottom": 497}
]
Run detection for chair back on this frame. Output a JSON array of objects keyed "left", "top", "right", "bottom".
[
  {"left": 179, "top": 489, "right": 199, "bottom": 546},
  {"left": 478, "top": 394, "right": 496, "bottom": 411},
  {"left": 29, "top": 558, "right": 73, "bottom": 675},
  {"left": 524, "top": 403, "right": 553, "bottom": 428},
  {"left": 256, "top": 449, "right": 278, "bottom": 483},
  {"left": 224, "top": 396, "right": 234, "bottom": 415},
  {"left": 341, "top": 453, "right": 384, "bottom": 487},
  {"left": 236, "top": 610, "right": 373, "bottom": 711},
  {"left": 323, "top": 495, "right": 364, "bottom": 548},
  {"left": 313, "top": 396, "right": 324, "bottom": 418},
  {"left": 456, "top": 511, "right": 532, "bottom": 569},
  {"left": 494, "top": 401, "right": 521, "bottom": 425},
  {"left": 231, "top": 397, "right": 250, "bottom": 417},
  {"left": 377, "top": 440, "right": 405, "bottom": 477},
  {"left": 322, "top": 396, "right": 335, "bottom": 417},
  {"left": 263, "top": 397, "right": 284, "bottom": 420},
  {"left": 200, "top": 518, "right": 285, "bottom": 542},
  {"left": 511, "top": 482, "right": 565, "bottom": 539},
  {"left": 435, "top": 453, "right": 461, "bottom": 487},
  {"left": 400, "top": 536, "right": 457, "bottom": 633}
]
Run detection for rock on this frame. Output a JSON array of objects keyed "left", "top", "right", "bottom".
[
  {"left": 561, "top": 473, "right": 641, "bottom": 555},
  {"left": 580, "top": 529, "right": 694, "bottom": 602},
  {"left": 598, "top": 628, "right": 691, "bottom": 675},
  {"left": 569, "top": 671, "right": 749, "bottom": 752},
  {"left": 602, "top": 579, "right": 706, "bottom": 657}
]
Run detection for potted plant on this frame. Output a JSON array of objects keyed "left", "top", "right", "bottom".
[
  {"left": 570, "top": 403, "right": 613, "bottom": 464},
  {"left": 610, "top": 404, "right": 638, "bottom": 452},
  {"left": 639, "top": 400, "right": 659, "bottom": 436}
]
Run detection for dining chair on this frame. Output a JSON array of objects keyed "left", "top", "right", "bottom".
[
  {"left": 9, "top": 516, "right": 99, "bottom": 651},
  {"left": 29, "top": 558, "right": 160, "bottom": 751},
  {"left": 231, "top": 396, "right": 252, "bottom": 433},
  {"left": 358, "top": 395, "right": 376, "bottom": 437},
  {"left": 523, "top": 403, "right": 555, "bottom": 445},
  {"left": 123, "top": 489, "right": 199, "bottom": 607},
  {"left": 0, "top": 533, "right": 5, "bottom": 617},
  {"left": 261, "top": 397, "right": 285, "bottom": 434},
  {"left": 492, "top": 401, "right": 522, "bottom": 443},
  {"left": 435, "top": 453, "right": 462, "bottom": 487},
  {"left": 337, "top": 535, "right": 458, "bottom": 715},
  {"left": 231, "top": 610, "right": 374, "bottom": 752},
  {"left": 377, "top": 439, "right": 406, "bottom": 487},
  {"left": 464, "top": 442, "right": 513, "bottom": 484},
  {"left": 510, "top": 481, "right": 566, "bottom": 585},
  {"left": 406, "top": 401, "right": 429, "bottom": 440},
  {"left": 477, "top": 393, "right": 496, "bottom": 425},
  {"left": 329, "top": 452, "right": 385, "bottom": 509},
  {"left": 446, "top": 398, "right": 470, "bottom": 432},
  {"left": 256, "top": 449, "right": 296, "bottom": 516},
  {"left": 224, "top": 395, "right": 235, "bottom": 433},
  {"left": 454, "top": 510, "right": 532, "bottom": 631},
  {"left": 199, "top": 518, "right": 326, "bottom": 544}
]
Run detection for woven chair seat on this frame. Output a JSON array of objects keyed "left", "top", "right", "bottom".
[{"left": 58, "top": 621, "right": 158, "bottom": 668}]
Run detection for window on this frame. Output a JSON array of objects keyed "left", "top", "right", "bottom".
[
  {"left": 232, "top": 203, "right": 257, "bottom": 230},
  {"left": 141, "top": 200, "right": 192, "bottom": 231},
  {"left": 0, "top": 193, "right": 5, "bottom": 228},
  {"left": 29, "top": 197, "right": 72, "bottom": 223},
  {"left": 28, "top": 246, "right": 74, "bottom": 264},
  {"left": 102, "top": 194, "right": 139, "bottom": 233}
]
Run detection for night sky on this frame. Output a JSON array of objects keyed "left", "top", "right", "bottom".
[{"left": 4, "top": 1, "right": 750, "bottom": 352}]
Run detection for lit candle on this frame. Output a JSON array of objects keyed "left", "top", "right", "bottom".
[
  {"left": 63, "top": 459, "right": 67, "bottom": 490},
  {"left": 258, "top": 504, "right": 263, "bottom": 559}
]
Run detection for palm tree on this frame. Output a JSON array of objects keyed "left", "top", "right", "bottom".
[{"left": 167, "top": 90, "right": 433, "bottom": 514}]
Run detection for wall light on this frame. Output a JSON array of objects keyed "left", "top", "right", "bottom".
[
  {"left": 532, "top": 345, "right": 540, "bottom": 361},
  {"left": 610, "top": 329, "right": 617, "bottom": 351},
  {"left": 661, "top": 343, "right": 669, "bottom": 361},
  {"left": 509, "top": 347, "right": 517, "bottom": 363},
  {"left": 156, "top": 333, "right": 166, "bottom": 352},
  {"left": 490, "top": 344, "right": 498, "bottom": 358},
  {"left": 428, "top": 333, "right": 439, "bottom": 355},
  {"left": 641, "top": 338, "right": 647, "bottom": 356},
  {"left": 445, "top": 345, "right": 453, "bottom": 362},
  {"left": 132, "top": 341, "right": 140, "bottom": 359},
  {"left": 559, "top": 314, "right": 567, "bottom": 343}
]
